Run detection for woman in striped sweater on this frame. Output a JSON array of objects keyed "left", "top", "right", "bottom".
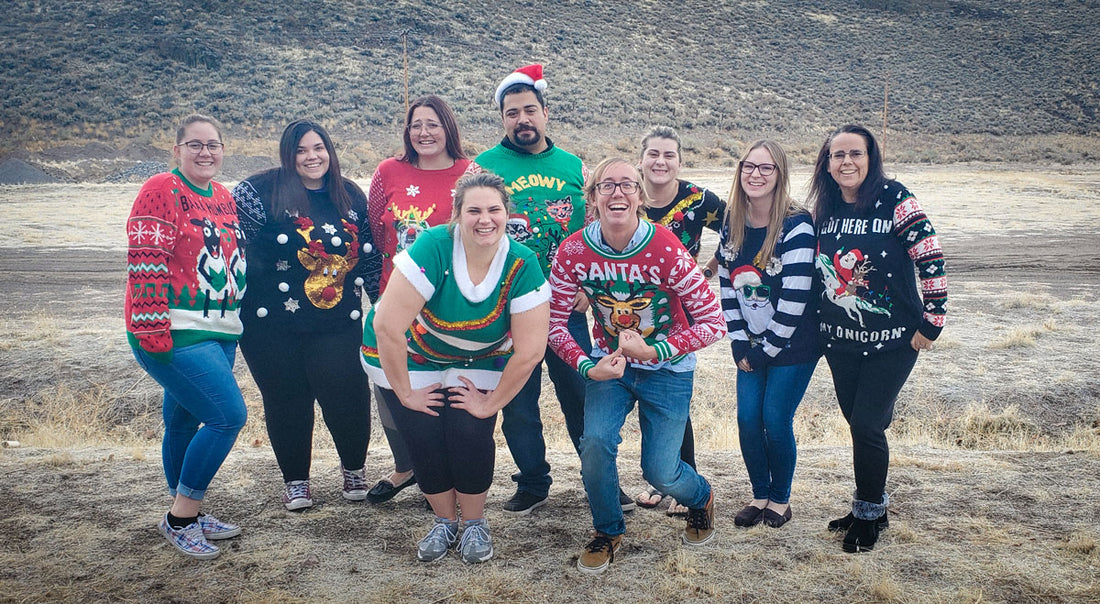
[{"left": 715, "top": 140, "right": 819, "bottom": 530}]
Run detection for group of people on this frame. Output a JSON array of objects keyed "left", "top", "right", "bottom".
[{"left": 124, "top": 64, "right": 946, "bottom": 569}]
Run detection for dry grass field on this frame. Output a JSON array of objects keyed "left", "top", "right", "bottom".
[{"left": 1, "top": 164, "right": 1099, "bottom": 602}]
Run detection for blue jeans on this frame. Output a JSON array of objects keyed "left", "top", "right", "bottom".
[
  {"left": 736, "top": 360, "right": 817, "bottom": 503},
  {"left": 501, "top": 310, "right": 590, "bottom": 497},
  {"left": 133, "top": 340, "right": 247, "bottom": 500},
  {"left": 581, "top": 366, "right": 710, "bottom": 536}
]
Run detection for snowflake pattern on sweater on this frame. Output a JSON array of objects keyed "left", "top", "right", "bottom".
[{"left": 125, "top": 170, "right": 244, "bottom": 361}]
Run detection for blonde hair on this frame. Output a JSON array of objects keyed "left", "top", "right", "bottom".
[
  {"left": 723, "top": 140, "right": 803, "bottom": 267},
  {"left": 583, "top": 157, "right": 650, "bottom": 220}
]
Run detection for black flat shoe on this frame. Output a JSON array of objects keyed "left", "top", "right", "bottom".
[
  {"left": 366, "top": 474, "right": 417, "bottom": 504},
  {"left": 761, "top": 505, "right": 792, "bottom": 528},
  {"left": 734, "top": 504, "right": 765, "bottom": 527},
  {"left": 827, "top": 511, "right": 889, "bottom": 532}
]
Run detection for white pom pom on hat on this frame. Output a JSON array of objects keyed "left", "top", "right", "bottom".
[{"left": 494, "top": 63, "right": 547, "bottom": 107}]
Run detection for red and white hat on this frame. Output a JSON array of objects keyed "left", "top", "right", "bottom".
[
  {"left": 730, "top": 265, "right": 763, "bottom": 289},
  {"left": 494, "top": 64, "right": 547, "bottom": 107}
]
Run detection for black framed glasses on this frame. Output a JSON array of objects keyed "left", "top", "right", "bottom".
[
  {"left": 595, "top": 181, "right": 641, "bottom": 195},
  {"left": 181, "top": 140, "right": 224, "bottom": 153},
  {"left": 740, "top": 161, "right": 777, "bottom": 176}
]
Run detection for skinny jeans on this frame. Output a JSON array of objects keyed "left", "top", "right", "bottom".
[{"left": 133, "top": 340, "right": 247, "bottom": 500}]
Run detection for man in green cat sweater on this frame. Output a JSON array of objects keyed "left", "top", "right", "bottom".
[{"left": 467, "top": 64, "right": 633, "bottom": 516}]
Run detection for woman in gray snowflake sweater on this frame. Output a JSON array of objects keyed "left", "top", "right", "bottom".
[{"left": 810, "top": 124, "right": 947, "bottom": 553}]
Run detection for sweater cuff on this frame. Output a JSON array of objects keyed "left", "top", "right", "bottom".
[
  {"left": 918, "top": 320, "right": 943, "bottom": 341},
  {"left": 746, "top": 347, "right": 770, "bottom": 371},
  {"left": 651, "top": 340, "right": 674, "bottom": 361},
  {"left": 730, "top": 340, "right": 750, "bottom": 363},
  {"left": 578, "top": 358, "right": 596, "bottom": 380}
]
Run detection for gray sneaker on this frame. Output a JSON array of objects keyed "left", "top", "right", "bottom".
[
  {"left": 417, "top": 517, "right": 458, "bottom": 562},
  {"left": 458, "top": 519, "right": 494, "bottom": 564}
]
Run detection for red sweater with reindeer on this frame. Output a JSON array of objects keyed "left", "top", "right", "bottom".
[
  {"left": 548, "top": 220, "right": 726, "bottom": 377},
  {"left": 125, "top": 170, "right": 245, "bottom": 362}
]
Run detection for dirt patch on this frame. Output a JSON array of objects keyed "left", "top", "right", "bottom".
[{"left": 0, "top": 445, "right": 1097, "bottom": 603}]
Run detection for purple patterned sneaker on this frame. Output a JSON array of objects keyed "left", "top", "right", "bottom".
[
  {"left": 158, "top": 514, "right": 220, "bottom": 560},
  {"left": 198, "top": 512, "right": 241, "bottom": 540},
  {"left": 341, "top": 466, "right": 369, "bottom": 502},
  {"left": 283, "top": 480, "right": 313, "bottom": 511}
]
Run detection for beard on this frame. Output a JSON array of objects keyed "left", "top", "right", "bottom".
[{"left": 509, "top": 126, "right": 543, "bottom": 149}]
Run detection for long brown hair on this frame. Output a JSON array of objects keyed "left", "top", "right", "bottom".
[
  {"left": 272, "top": 119, "right": 356, "bottom": 219},
  {"left": 723, "top": 140, "right": 803, "bottom": 267},
  {"left": 401, "top": 95, "right": 466, "bottom": 167}
]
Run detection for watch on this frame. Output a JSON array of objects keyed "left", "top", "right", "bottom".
[{"left": 703, "top": 268, "right": 714, "bottom": 278}]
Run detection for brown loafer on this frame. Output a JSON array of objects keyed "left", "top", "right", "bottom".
[
  {"left": 734, "top": 504, "right": 765, "bottom": 527},
  {"left": 761, "top": 505, "right": 792, "bottom": 528}
]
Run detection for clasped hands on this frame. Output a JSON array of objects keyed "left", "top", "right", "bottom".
[{"left": 588, "top": 329, "right": 655, "bottom": 381}]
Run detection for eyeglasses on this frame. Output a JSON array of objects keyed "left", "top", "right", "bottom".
[
  {"left": 740, "top": 162, "right": 777, "bottom": 176},
  {"left": 829, "top": 149, "right": 865, "bottom": 162},
  {"left": 741, "top": 284, "right": 771, "bottom": 298},
  {"left": 594, "top": 181, "right": 641, "bottom": 195},
  {"left": 408, "top": 122, "right": 442, "bottom": 133},
  {"left": 181, "top": 140, "right": 224, "bottom": 154}
]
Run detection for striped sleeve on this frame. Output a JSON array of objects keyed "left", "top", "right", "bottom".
[
  {"left": 893, "top": 191, "right": 947, "bottom": 340},
  {"left": 716, "top": 221, "right": 751, "bottom": 360},
  {"left": 757, "top": 215, "right": 816, "bottom": 358}
]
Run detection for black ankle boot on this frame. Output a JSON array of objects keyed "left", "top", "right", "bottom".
[
  {"left": 827, "top": 511, "right": 889, "bottom": 532},
  {"left": 842, "top": 517, "right": 880, "bottom": 553}
]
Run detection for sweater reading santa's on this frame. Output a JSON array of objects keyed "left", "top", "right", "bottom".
[{"left": 548, "top": 221, "right": 726, "bottom": 377}]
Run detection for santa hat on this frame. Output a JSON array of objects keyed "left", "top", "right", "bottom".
[
  {"left": 494, "top": 64, "right": 547, "bottom": 107},
  {"left": 730, "top": 265, "right": 763, "bottom": 289}
]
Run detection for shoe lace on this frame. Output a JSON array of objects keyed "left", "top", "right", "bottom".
[
  {"left": 585, "top": 534, "right": 615, "bottom": 553},
  {"left": 426, "top": 520, "right": 457, "bottom": 543},
  {"left": 686, "top": 507, "right": 712, "bottom": 531},
  {"left": 461, "top": 522, "right": 490, "bottom": 549},
  {"left": 286, "top": 480, "right": 310, "bottom": 500},
  {"left": 342, "top": 468, "right": 367, "bottom": 491}
]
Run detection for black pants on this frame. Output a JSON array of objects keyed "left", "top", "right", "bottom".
[
  {"left": 825, "top": 345, "right": 919, "bottom": 504},
  {"left": 378, "top": 387, "right": 497, "bottom": 495},
  {"left": 240, "top": 325, "right": 370, "bottom": 482}
]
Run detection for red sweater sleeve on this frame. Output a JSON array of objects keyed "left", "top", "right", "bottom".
[{"left": 125, "top": 179, "right": 179, "bottom": 359}]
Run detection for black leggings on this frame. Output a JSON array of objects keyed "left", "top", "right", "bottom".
[
  {"left": 240, "top": 325, "right": 370, "bottom": 482},
  {"left": 825, "top": 345, "right": 919, "bottom": 504},
  {"left": 378, "top": 387, "right": 497, "bottom": 495}
]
